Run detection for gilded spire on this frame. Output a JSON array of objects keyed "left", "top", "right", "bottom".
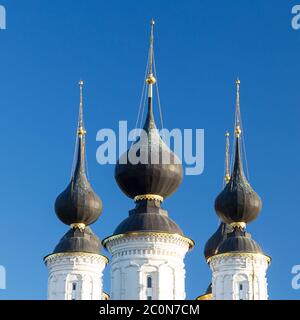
[
  {"left": 225, "top": 131, "right": 230, "bottom": 184},
  {"left": 146, "top": 19, "right": 156, "bottom": 96},
  {"left": 77, "top": 80, "right": 86, "bottom": 137},
  {"left": 235, "top": 79, "right": 242, "bottom": 138}
]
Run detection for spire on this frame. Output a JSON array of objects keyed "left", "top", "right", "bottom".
[
  {"left": 77, "top": 80, "right": 86, "bottom": 137},
  {"left": 235, "top": 79, "right": 242, "bottom": 138},
  {"left": 146, "top": 19, "right": 156, "bottom": 98},
  {"left": 55, "top": 81, "right": 102, "bottom": 228},
  {"left": 74, "top": 80, "right": 87, "bottom": 180},
  {"left": 224, "top": 131, "right": 230, "bottom": 184}
]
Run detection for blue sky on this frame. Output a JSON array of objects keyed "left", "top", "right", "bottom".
[{"left": 0, "top": 0, "right": 299, "bottom": 299}]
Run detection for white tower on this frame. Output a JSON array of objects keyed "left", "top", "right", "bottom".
[
  {"left": 45, "top": 81, "right": 108, "bottom": 300},
  {"left": 209, "top": 250, "right": 270, "bottom": 300},
  {"left": 103, "top": 20, "right": 194, "bottom": 300},
  {"left": 200, "top": 80, "right": 270, "bottom": 300}
]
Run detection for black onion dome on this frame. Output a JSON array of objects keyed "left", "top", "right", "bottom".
[
  {"left": 215, "top": 137, "right": 262, "bottom": 224},
  {"left": 217, "top": 228, "right": 262, "bottom": 255},
  {"left": 113, "top": 199, "right": 183, "bottom": 235},
  {"left": 115, "top": 98, "right": 183, "bottom": 200},
  {"left": 204, "top": 223, "right": 233, "bottom": 259},
  {"left": 55, "top": 134, "right": 102, "bottom": 226},
  {"left": 53, "top": 226, "right": 101, "bottom": 254}
]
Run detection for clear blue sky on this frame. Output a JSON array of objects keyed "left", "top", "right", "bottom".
[{"left": 0, "top": 0, "right": 299, "bottom": 300}]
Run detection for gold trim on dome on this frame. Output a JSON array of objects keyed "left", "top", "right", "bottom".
[
  {"left": 102, "top": 231, "right": 195, "bottom": 250},
  {"left": 206, "top": 252, "right": 271, "bottom": 264},
  {"left": 230, "top": 222, "right": 246, "bottom": 229},
  {"left": 70, "top": 223, "right": 86, "bottom": 231},
  {"left": 197, "top": 293, "right": 213, "bottom": 300},
  {"left": 134, "top": 194, "right": 164, "bottom": 202},
  {"left": 43, "top": 252, "right": 109, "bottom": 264}
]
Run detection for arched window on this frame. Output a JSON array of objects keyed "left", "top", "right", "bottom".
[{"left": 147, "top": 276, "right": 152, "bottom": 289}]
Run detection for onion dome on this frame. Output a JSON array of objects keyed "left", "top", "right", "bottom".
[
  {"left": 204, "top": 223, "right": 233, "bottom": 260},
  {"left": 216, "top": 228, "right": 262, "bottom": 255},
  {"left": 115, "top": 20, "right": 183, "bottom": 202},
  {"left": 53, "top": 226, "right": 101, "bottom": 255},
  {"left": 115, "top": 98, "right": 183, "bottom": 200},
  {"left": 215, "top": 80, "right": 262, "bottom": 225},
  {"left": 55, "top": 81, "right": 102, "bottom": 227},
  {"left": 104, "top": 21, "right": 190, "bottom": 243}
]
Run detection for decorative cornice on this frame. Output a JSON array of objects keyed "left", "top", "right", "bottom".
[
  {"left": 103, "top": 231, "right": 195, "bottom": 250},
  {"left": 134, "top": 194, "right": 164, "bottom": 203},
  {"left": 44, "top": 251, "right": 109, "bottom": 265},
  {"left": 207, "top": 252, "right": 271, "bottom": 264}
]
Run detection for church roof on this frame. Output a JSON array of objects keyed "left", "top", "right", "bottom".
[
  {"left": 216, "top": 228, "right": 263, "bottom": 255},
  {"left": 113, "top": 200, "right": 183, "bottom": 235},
  {"left": 53, "top": 226, "right": 101, "bottom": 255}
]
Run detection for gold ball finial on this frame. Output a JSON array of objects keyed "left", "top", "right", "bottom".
[
  {"left": 236, "top": 79, "right": 241, "bottom": 85},
  {"left": 225, "top": 174, "right": 231, "bottom": 184},
  {"left": 79, "top": 80, "right": 84, "bottom": 87},
  {"left": 236, "top": 125, "right": 242, "bottom": 138},
  {"left": 78, "top": 126, "right": 86, "bottom": 136},
  {"left": 151, "top": 19, "right": 155, "bottom": 26},
  {"left": 225, "top": 131, "right": 230, "bottom": 137},
  {"left": 146, "top": 73, "right": 156, "bottom": 85}
]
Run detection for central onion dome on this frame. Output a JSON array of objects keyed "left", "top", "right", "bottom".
[
  {"left": 55, "top": 81, "right": 102, "bottom": 227},
  {"left": 105, "top": 20, "right": 189, "bottom": 240},
  {"left": 115, "top": 101, "right": 183, "bottom": 201},
  {"left": 113, "top": 96, "right": 183, "bottom": 236},
  {"left": 215, "top": 137, "right": 262, "bottom": 225},
  {"left": 115, "top": 20, "right": 183, "bottom": 202}
]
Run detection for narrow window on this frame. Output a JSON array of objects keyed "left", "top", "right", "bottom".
[
  {"left": 72, "top": 283, "right": 77, "bottom": 291},
  {"left": 147, "top": 296, "right": 152, "bottom": 300},
  {"left": 147, "top": 276, "right": 152, "bottom": 289},
  {"left": 239, "top": 284, "right": 243, "bottom": 291}
]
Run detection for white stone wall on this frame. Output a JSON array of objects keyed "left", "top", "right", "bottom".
[
  {"left": 105, "top": 233, "right": 191, "bottom": 300},
  {"left": 45, "top": 253, "right": 107, "bottom": 300},
  {"left": 209, "top": 253, "right": 270, "bottom": 300}
]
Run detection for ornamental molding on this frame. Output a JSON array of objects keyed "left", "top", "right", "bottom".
[
  {"left": 44, "top": 252, "right": 109, "bottom": 266},
  {"left": 207, "top": 252, "right": 271, "bottom": 265},
  {"left": 103, "top": 232, "right": 194, "bottom": 250}
]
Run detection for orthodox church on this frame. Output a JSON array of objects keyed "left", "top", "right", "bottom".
[{"left": 44, "top": 21, "right": 270, "bottom": 300}]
